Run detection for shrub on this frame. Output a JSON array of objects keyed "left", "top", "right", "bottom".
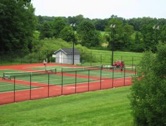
[{"left": 130, "top": 43, "right": 166, "bottom": 126}]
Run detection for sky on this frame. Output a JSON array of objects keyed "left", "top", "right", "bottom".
[{"left": 31, "top": 0, "right": 166, "bottom": 19}]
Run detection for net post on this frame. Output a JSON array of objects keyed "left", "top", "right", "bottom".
[
  {"left": 3, "top": 72, "right": 5, "bottom": 79},
  {"left": 55, "top": 68, "right": 57, "bottom": 74}
]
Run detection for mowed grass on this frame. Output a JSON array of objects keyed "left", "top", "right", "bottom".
[
  {"left": 89, "top": 50, "right": 142, "bottom": 66},
  {"left": 0, "top": 86, "right": 133, "bottom": 126}
]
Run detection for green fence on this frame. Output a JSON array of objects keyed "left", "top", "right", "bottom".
[{"left": 0, "top": 66, "right": 136, "bottom": 105}]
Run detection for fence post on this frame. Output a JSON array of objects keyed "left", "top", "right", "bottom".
[
  {"left": 124, "top": 67, "right": 126, "bottom": 86},
  {"left": 135, "top": 66, "right": 137, "bottom": 75},
  {"left": 30, "top": 57, "right": 32, "bottom": 64},
  {"left": 112, "top": 67, "right": 114, "bottom": 88},
  {"left": 75, "top": 71, "right": 77, "bottom": 93},
  {"left": 110, "top": 55, "right": 112, "bottom": 65},
  {"left": 61, "top": 71, "right": 64, "bottom": 95},
  {"left": 48, "top": 73, "right": 50, "bottom": 97},
  {"left": 90, "top": 52, "right": 92, "bottom": 66},
  {"left": 132, "top": 57, "right": 134, "bottom": 71},
  {"left": 100, "top": 54, "right": 102, "bottom": 65},
  {"left": 88, "top": 70, "right": 90, "bottom": 91},
  {"left": 100, "top": 67, "right": 102, "bottom": 89},
  {"left": 30, "top": 74, "right": 32, "bottom": 100},
  {"left": 0, "top": 54, "right": 1, "bottom": 65},
  {"left": 14, "top": 76, "right": 16, "bottom": 102}
]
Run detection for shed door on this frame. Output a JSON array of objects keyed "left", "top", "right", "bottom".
[{"left": 59, "top": 54, "right": 63, "bottom": 63}]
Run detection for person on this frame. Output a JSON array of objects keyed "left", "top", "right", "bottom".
[
  {"left": 43, "top": 59, "right": 47, "bottom": 70},
  {"left": 120, "top": 61, "right": 124, "bottom": 71},
  {"left": 113, "top": 60, "right": 124, "bottom": 71}
]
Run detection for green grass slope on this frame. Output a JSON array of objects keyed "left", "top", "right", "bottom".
[
  {"left": 90, "top": 49, "right": 142, "bottom": 65},
  {"left": 0, "top": 86, "right": 133, "bottom": 126}
]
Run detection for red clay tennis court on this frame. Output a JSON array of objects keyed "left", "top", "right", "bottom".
[{"left": 0, "top": 63, "right": 135, "bottom": 105}]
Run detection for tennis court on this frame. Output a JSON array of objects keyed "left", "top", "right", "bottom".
[
  {"left": 0, "top": 81, "right": 38, "bottom": 92},
  {"left": 0, "top": 63, "right": 135, "bottom": 105},
  {"left": 32, "top": 65, "right": 135, "bottom": 79}
]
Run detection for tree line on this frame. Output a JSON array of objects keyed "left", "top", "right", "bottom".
[
  {"left": 36, "top": 15, "right": 166, "bottom": 52},
  {"left": 0, "top": 0, "right": 36, "bottom": 54},
  {"left": 0, "top": 0, "right": 166, "bottom": 55}
]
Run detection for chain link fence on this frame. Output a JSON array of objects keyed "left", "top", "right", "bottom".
[
  {"left": 0, "top": 66, "right": 137, "bottom": 105},
  {"left": 0, "top": 50, "right": 142, "bottom": 68}
]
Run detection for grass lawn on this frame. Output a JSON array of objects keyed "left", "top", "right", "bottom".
[
  {"left": 0, "top": 86, "right": 133, "bottom": 126},
  {"left": 88, "top": 49, "right": 142, "bottom": 66}
]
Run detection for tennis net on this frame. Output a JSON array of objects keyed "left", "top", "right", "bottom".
[
  {"left": 61, "top": 65, "right": 102, "bottom": 72},
  {"left": 2, "top": 68, "right": 56, "bottom": 79}
]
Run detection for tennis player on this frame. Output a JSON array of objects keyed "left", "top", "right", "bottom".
[{"left": 43, "top": 59, "right": 47, "bottom": 70}]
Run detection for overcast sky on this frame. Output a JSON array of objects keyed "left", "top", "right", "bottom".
[{"left": 31, "top": 0, "right": 166, "bottom": 19}]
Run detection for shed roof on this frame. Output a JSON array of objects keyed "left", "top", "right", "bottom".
[{"left": 54, "top": 48, "right": 80, "bottom": 55}]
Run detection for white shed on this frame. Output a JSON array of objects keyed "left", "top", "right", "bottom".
[{"left": 52, "top": 48, "right": 80, "bottom": 64}]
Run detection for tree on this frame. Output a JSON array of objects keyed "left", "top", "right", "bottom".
[
  {"left": 130, "top": 32, "right": 144, "bottom": 52},
  {"left": 59, "top": 26, "right": 76, "bottom": 42},
  {"left": 68, "top": 15, "right": 84, "bottom": 26},
  {"left": 106, "top": 18, "right": 126, "bottom": 50},
  {"left": 123, "top": 24, "right": 134, "bottom": 50},
  {"left": 0, "top": 0, "right": 36, "bottom": 53},
  {"left": 77, "top": 20, "right": 101, "bottom": 47},
  {"left": 39, "top": 22, "right": 53, "bottom": 39},
  {"left": 93, "top": 19, "right": 108, "bottom": 31},
  {"left": 130, "top": 43, "right": 166, "bottom": 126},
  {"left": 52, "top": 17, "right": 67, "bottom": 38},
  {"left": 34, "top": 15, "right": 166, "bottom": 52}
]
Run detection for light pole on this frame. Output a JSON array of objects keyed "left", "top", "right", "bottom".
[
  {"left": 152, "top": 25, "right": 159, "bottom": 51},
  {"left": 153, "top": 25, "right": 159, "bottom": 42},
  {"left": 110, "top": 24, "right": 116, "bottom": 66},
  {"left": 70, "top": 23, "right": 76, "bottom": 65}
]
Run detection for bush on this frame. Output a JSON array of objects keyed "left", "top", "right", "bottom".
[
  {"left": 76, "top": 44, "right": 97, "bottom": 63},
  {"left": 26, "top": 39, "right": 96, "bottom": 64},
  {"left": 130, "top": 43, "right": 166, "bottom": 126}
]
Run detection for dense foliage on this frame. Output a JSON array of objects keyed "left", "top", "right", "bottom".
[
  {"left": 36, "top": 15, "right": 166, "bottom": 52},
  {"left": 0, "top": 0, "right": 36, "bottom": 54},
  {"left": 25, "top": 38, "right": 93, "bottom": 63},
  {"left": 77, "top": 20, "right": 101, "bottom": 47},
  {"left": 130, "top": 43, "right": 166, "bottom": 126}
]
